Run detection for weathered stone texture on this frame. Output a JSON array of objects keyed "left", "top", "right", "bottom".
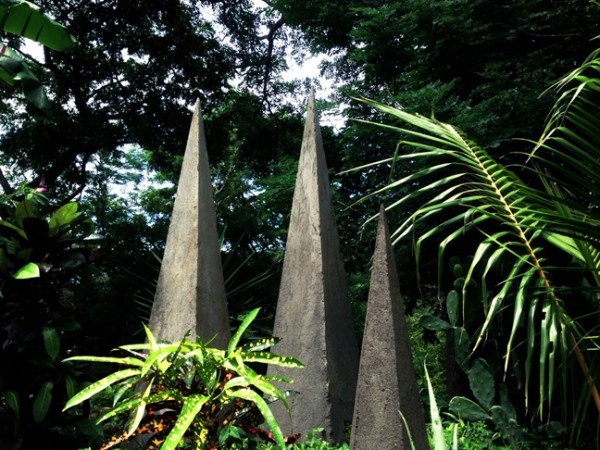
[
  {"left": 268, "top": 92, "right": 359, "bottom": 443},
  {"left": 148, "top": 100, "right": 230, "bottom": 349},
  {"left": 349, "top": 207, "right": 429, "bottom": 450}
]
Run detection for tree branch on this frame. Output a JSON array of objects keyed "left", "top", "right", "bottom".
[
  {"left": 0, "top": 166, "right": 14, "bottom": 195},
  {"left": 261, "top": 17, "right": 285, "bottom": 106}
]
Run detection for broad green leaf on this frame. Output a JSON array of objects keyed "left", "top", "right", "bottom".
[
  {"left": 63, "top": 368, "right": 140, "bottom": 411},
  {"left": 33, "top": 380, "right": 53, "bottom": 423},
  {"left": 449, "top": 396, "right": 491, "bottom": 421},
  {"left": 0, "top": 218, "right": 29, "bottom": 239},
  {"left": 64, "top": 375, "right": 76, "bottom": 399},
  {"left": 48, "top": 202, "right": 80, "bottom": 235},
  {"left": 453, "top": 327, "right": 470, "bottom": 371},
  {"left": 4, "top": 389, "right": 19, "bottom": 415},
  {"left": 228, "top": 307, "right": 260, "bottom": 356},
  {"left": 0, "top": 0, "right": 77, "bottom": 50},
  {"left": 468, "top": 359, "right": 495, "bottom": 409},
  {"left": 161, "top": 394, "right": 209, "bottom": 450},
  {"left": 498, "top": 384, "right": 517, "bottom": 421},
  {"left": 15, "top": 199, "right": 39, "bottom": 227},
  {"left": 0, "top": 49, "right": 49, "bottom": 109},
  {"left": 446, "top": 290, "right": 459, "bottom": 326},
  {"left": 13, "top": 262, "right": 39, "bottom": 279},
  {"left": 419, "top": 315, "right": 453, "bottom": 331},
  {"left": 42, "top": 326, "right": 59, "bottom": 361},
  {"left": 233, "top": 388, "right": 286, "bottom": 449}
]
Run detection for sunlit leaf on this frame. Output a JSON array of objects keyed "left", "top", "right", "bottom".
[
  {"left": 13, "top": 262, "right": 39, "bottom": 279},
  {"left": 63, "top": 355, "right": 145, "bottom": 367},
  {"left": 239, "top": 351, "right": 304, "bottom": 368},
  {"left": 63, "top": 368, "right": 140, "bottom": 411},
  {"left": 228, "top": 308, "right": 260, "bottom": 356},
  {"left": 161, "top": 394, "right": 209, "bottom": 450},
  {"left": 0, "top": 0, "right": 77, "bottom": 50},
  {"left": 233, "top": 388, "right": 286, "bottom": 448}
]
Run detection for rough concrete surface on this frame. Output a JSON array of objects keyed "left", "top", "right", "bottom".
[
  {"left": 268, "top": 91, "right": 359, "bottom": 443},
  {"left": 349, "top": 207, "right": 429, "bottom": 450},
  {"left": 148, "top": 100, "right": 230, "bottom": 349}
]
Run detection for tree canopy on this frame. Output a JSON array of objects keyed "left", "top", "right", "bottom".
[{"left": 2, "top": 1, "right": 600, "bottom": 447}]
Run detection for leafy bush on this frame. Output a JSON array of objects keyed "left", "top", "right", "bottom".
[
  {"left": 64, "top": 308, "right": 303, "bottom": 449},
  {"left": 0, "top": 188, "right": 97, "bottom": 448}
]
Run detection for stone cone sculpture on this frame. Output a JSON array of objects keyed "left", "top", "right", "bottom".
[
  {"left": 268, "top": 91, "right": 359, "bottom": 443},
  {"left": 349, "top": 206, "right": 429, "bottom": 449},
  {"left": 148, "top": 100, "right": 230, "bottom": 349}
]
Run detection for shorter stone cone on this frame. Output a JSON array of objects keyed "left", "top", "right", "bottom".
[
  {"left": 148, "top": 100, "right": 230, "bottom": 349},
  {"left": 350, "top": 206, "right": 429, "bottom": 450}
]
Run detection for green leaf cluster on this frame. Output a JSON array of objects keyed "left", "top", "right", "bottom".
[
  {"left": 63, "top": 308, "right": 303, "bottom": 449},
  {"left": 0, "top": 0, "right": 76, "bottom": 110},
  {"left": 0, "top": 193, "right": 98, "bottom": 446},
  {"left": 352, "top": 42, "right": 600, "bottom": 446},
  {"left": 0, "top": 197, "right": 92, "bottom": 282}
]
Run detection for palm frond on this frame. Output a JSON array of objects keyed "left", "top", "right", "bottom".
[{"left": 351, "top": 86, "right": 600, "bottom": 430}]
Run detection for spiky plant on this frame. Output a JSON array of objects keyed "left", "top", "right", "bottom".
[
  {"left": 63, "top": 308, "right": 303, "bottom": 449},
  {"left": 350, "top": 44, "right": 600, "bottom": 445}
]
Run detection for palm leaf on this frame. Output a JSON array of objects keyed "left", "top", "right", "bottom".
[{"left": 352, "top": 86, "right": 600, "bottom": 427}]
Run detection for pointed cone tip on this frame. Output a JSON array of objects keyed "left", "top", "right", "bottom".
[
  {"left": 193, "top": 98, "right": 202, "bottom": 114},
  {"left": 377, "top": 205, "right": 388, "bottom": 229},
  {"left": 375, "top": 206, "right": 392, "bottom": 249}
]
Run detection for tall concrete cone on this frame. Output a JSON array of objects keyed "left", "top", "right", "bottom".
[
  {"left": 268, "top": 91, "right": 359, "bottom": 442},
  {"left": 349, "top": 206, "right": 429, "bottom": 449},
  {"left": 148, "top": 100, "right": 230, "bottom": 349}
]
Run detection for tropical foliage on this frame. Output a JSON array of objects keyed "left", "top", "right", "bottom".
[
  {"left": 352, "top": 43, "right": 600, "bottom": 446},
  {"left": 63, "top": 308, "right": 303, "bottom": 449},
  {"left": 0, "top": 0, "right": 76, "bottom": 110},
  {"left": 0, "top": 189, "right": 98, "bottom": 448}
]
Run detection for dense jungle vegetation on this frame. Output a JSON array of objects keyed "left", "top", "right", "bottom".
[{"left": 1, "top": 1, "right": 600, "bottom": 448}]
